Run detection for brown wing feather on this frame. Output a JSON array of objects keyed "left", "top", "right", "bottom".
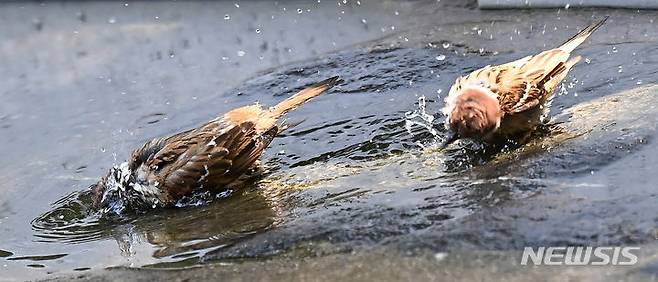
[
  {"left": 154, "top": 119, "right": 278, "bottom": 200},
  {"left": 134, "top": 78, "right": 337, "bottom": 201},
  {"left": 449, "top": 48, "right": 570, "bottom": 115},
  {"left": 158, "top": 121, "right": 260, "bottom": 196},
  {"left": 163, "top": 145, "right": 232, "bottom": 200},
  {"left": 96, "top": 77, "right": 339, "bottom": 210},
  {"left": 501, "top": 18, "right": 606, "bottom": 114},
  {"left": 450, "top": 18, "right": 605, "bottom": 116},
  {"left": 228, "top": 126, "right": 278, "bottom": 174}
]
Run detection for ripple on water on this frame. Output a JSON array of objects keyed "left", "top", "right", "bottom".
[
  {"left": 135, "top": 113, "right": 167, "bottom": 128},
  {"left": 29, "top": 44, "right": 658, "bottom": 271},
  {"left": 29, "top": 47, "right": 472, "bottom": 267}
]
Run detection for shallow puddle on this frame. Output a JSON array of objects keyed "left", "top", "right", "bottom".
[{"left": 2, "top": 1, "right": 658, "bottom": 280}]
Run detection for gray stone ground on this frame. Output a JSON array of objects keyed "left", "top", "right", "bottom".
[{"left": 45, "top": 243, "right": 658, "bottom": 282}]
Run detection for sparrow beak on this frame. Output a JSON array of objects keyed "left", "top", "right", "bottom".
[{"left": 440, "top": 130, "right": 458, "bottom": 147}]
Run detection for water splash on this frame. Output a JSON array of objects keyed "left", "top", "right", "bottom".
[{"left": 405, "top": 95, "right": 441, "bottom": 148}]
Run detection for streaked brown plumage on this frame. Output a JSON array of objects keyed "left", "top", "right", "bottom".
[
  {"left": 92, "top": 76, "right": 340, "bottom": 213},
  {"left": 442, "top": 17, "right": 607, "bottom": 144}
]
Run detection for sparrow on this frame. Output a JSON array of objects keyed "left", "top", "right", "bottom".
[
  {"left": 92, "top": 76, "right": 340, "bottom": 213},
  {"left": 442, "top": 17, "right": 607, "bottom": 144}
]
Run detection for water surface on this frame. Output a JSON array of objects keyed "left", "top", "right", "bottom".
[{"left": 2, "top": 1, "right": 658, "bottom": 280}]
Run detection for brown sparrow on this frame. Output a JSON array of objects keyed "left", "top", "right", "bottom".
[
  {"left": 92, "top": 76, "right": 340, "bottom": 213},
  {"left": 442, "top": 17, "right": 607, "bottom": 144}
]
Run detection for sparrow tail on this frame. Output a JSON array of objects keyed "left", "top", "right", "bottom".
[
  {"left": 269, "top": 76, "right": 341, "bottom": 119},
  {"left": 558, "top": 16, "right": 608, "bottom": 53}
]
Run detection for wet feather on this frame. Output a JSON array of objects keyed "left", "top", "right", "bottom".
[
  {"left": 443, "top": 17, "right": 607, "bottom": 143},
  {"left": 93, "top": 76, "right": 341, "bottom": 213}
]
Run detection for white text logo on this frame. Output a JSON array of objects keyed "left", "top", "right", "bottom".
[{"left": 520, "top": 247, "right": 640, "bottom": 266}]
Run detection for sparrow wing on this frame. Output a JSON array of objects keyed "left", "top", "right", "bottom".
[
  {"left": 448, "top": 17, "right": 606, "bottom": 116},
  {"left": 127, "top": 121, "right": 233, "bottom": 197},
  {"left": 495, "top": 49, "right": 571, "bottom": 114},
  {"left": 501, "top": 17, "right": 607, "bottom": 113},
  {"left": 453, "top": 18, "right": 606, "bottom": 115},
  {"left": 129, "top": 118, "right": 275, "bottom": 202}
]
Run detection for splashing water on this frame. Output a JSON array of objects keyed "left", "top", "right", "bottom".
[{"left": 405, "top": 95, "right": 442, "bottom": 148}]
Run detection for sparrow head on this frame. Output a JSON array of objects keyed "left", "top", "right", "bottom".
[
  {"left": 448, "top": 86, "right": 502, "bottom": 140},
  {"left": 90, "top": 162, "right": 138, "bottom": 213}
]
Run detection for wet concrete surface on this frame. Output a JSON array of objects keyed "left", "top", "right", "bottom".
[{"left": 1, "top": 0, "right": 658, "bottom": 281}]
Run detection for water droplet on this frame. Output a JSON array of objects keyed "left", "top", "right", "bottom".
[
  {"left": 124, "top": 3, "right": 129, "bottom": 7},
  {"left": 612, "top": 46, "right": 618, "bottom": 53},
  {"left": 297, "top": 8, "right": 303, "bottom": 14},
  {"left": 361, "top": 18, "right": 367, "bottom": 24},
  {"left": 237, "top": 50, "right": 246, "bottom": 56},
  {"left": 234, "top": 3, "right": 240, "bottom": 8},
  {"left": 442, "top": 42, "right": 450, "bottom": 49},
  {"left": 394, "top": 10, "right": 399, "bottom": 16},
  {"left": 564, "top": 3, "right": 570, "bottom": 9},
  {"left": 434, "top": 252, "right": 448, "bottom": 261},
  {"left": 585, "top": 58, "right": 591, "bottom": 64},
  {"left": 435, "top": 55, "right": 446, "bottom": 61},
  {"left": 255, "top": 28, "right": 261, "bottom": 34},
  {"left": 224, "top": 14, "right": 230, "bottom": 20},
  {"left": 108, "top": 17, "right": 117, "bottom": 24},
  {"left": 618, "top": 65, "right": 623, "bottom": 73}
]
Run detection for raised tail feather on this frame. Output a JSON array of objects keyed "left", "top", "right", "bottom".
[
  {"left": 269, "top": 76, "right": 341, "bottom": 119},
  {"left": 559, "top": 16, "right": 608, "bottom": 53}
]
